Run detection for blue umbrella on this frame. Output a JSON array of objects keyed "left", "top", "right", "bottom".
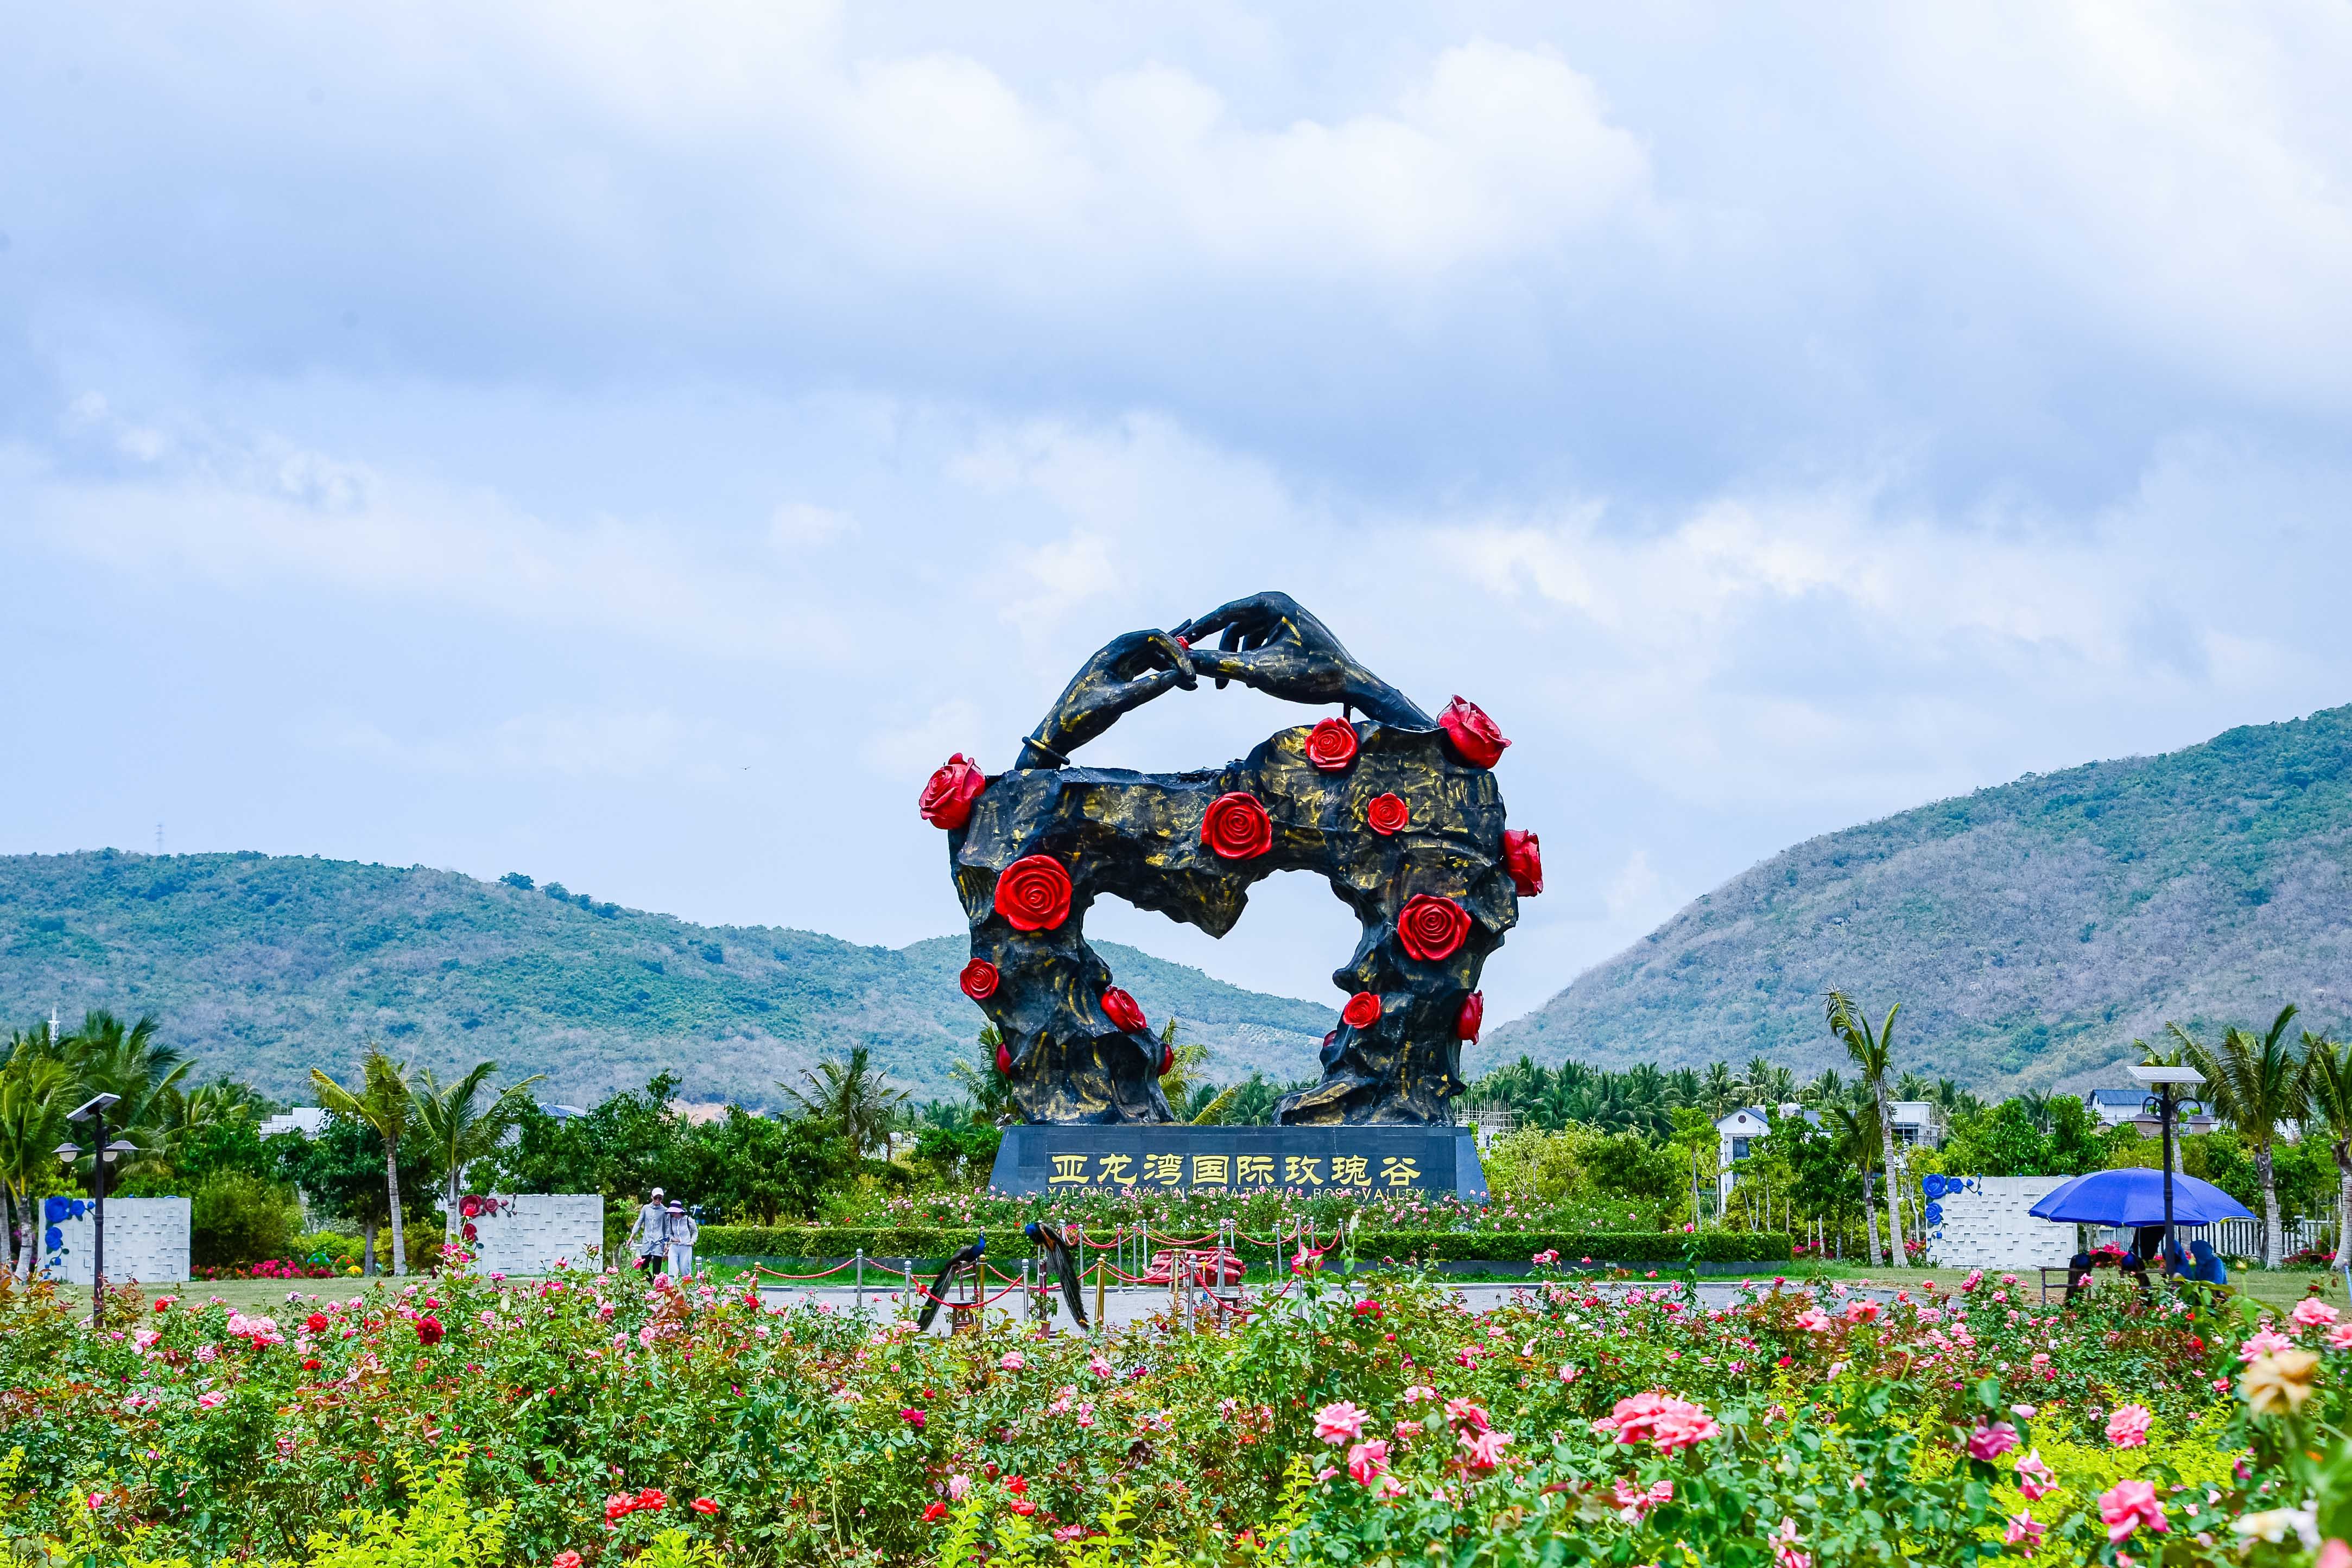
[{"left": 2026, "top": 1167, "right": 2254, "bottom": 1226}]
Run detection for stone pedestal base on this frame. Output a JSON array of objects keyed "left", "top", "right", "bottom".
[{"left": 990, "top": 1123, "right": 1486, "bottom": 1199}]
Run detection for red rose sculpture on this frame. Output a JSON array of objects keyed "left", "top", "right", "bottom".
[
  {"left": 1502, "top": 828, "right": 1542, "bottom": 896},
  {"left": 1366, "top": 793, "right": 1409, "bottom": 836},
  {"left": 1438, "top": 696, "right": 1511, "bottom": 769},
  {"left": 918, "top": 753, "right": 987, "bottom": 830},
  {"left": 1397, "top": 893, "right": 1472, "bottom": 961},
  {"left": 995, "top": 1037, "right": 1012, "bottom": 1075},
  {"left": 1302, "top": 718, "right": 1359, "bottom": 772},
  {"left": 1200, "top": 791, "right": 1273, "bottom": 859},
  {"left": 1341, "top": 991, "right": 1383, "bottom": 1029},
  {"left": 993, "top": 854, "right": 1073, "bottom": 931},
  {"left": 1101, "top": 986, "right": 1148, "bottom": 1032},
  {"left": 1456, "top": 991, "right": 1484, "bottom": 1042},
  {"left": 461, "top": 1221, "right": 479, "bottom": 1242},
  {"left": 1158, "top": 1042, "right": 1174, "bottom": 1075},
  {"left": 959, "top": 958, "right": 1000, "bottom": 1000}
]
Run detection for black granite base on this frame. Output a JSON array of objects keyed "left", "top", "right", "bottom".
[{"left": 989, "top": 1123, "right": 1487, "bottom": 1199}]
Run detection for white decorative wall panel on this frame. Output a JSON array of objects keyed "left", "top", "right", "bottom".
[
  {"left": 464, "top": 1195, "right": 603, "bottom": 1276},
  {"left": 42, "top": 1197, "right": 190, "bottom": 1285},
  {"left": 1925, "top": 1175, "right": 2076, "bottom": 1269}
]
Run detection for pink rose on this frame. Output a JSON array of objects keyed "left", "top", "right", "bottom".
[
  {"left": 1314, "top": 1401, "right": 1368, "bottom": 1444},
  {"left": 2104, "top": 1404, "right": 2151, "bottom": 1449},
  {"left": 1346, "top": 1439, "right": 1389, "bottom": 1485},
  {"left": 2099, "top": 1479, "right": 2169, "bottom": 1545},
  {"left": 2005, "top": 1513, "right": 2045, "bottom": 1557},
  {"left": 2292, "top": 1297, "right": 2341, "bottom": 1328},
  {"left": 1966, "top": 1420, "right": 2019, "bottom": 1462},
  {"left": 2013, "top": 1449, "right": 2058, "bottom": 1501}
]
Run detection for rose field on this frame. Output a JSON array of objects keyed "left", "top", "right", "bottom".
[{"left": 7, "top": 1260, "right": 2352, "bottom": 1568}]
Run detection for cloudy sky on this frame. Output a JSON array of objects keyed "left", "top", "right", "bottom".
[{"left": 5, "top": 3, "right": 2350, "bottom": 1023}]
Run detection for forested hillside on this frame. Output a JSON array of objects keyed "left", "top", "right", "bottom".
[
  {"left": 0, "top": 853, "right": 1334, "bottom": 1106},
  {"left": 1482, "top": 703, "right": 2352, "bottom": 1093}
]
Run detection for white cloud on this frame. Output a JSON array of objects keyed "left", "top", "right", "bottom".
[{"left": 319, "top": 709, "right": 754, "bottom": 783}]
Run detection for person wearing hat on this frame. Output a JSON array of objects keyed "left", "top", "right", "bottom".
[
  {"left": 664, "top": 1201, "right": 700, "bottom": 1280},
  {"left": 629, "top": 1188, "right": 672, "bottom": 1275}
]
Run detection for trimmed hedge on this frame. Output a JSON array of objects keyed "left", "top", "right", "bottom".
[{"left": 697, "top": 1225, "right": 1790, "bottom": 1267}]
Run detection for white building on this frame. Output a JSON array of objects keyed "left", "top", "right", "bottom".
[
  {"left": 258, "top": 1107, "right": 329, "bottom": 1139},
  {"left": 1715, "top": 1106, "right": 1771, "bottom": 1201},
  {"left": 1888, "top": 1100, "right": 1947, "bottom": 1149}
]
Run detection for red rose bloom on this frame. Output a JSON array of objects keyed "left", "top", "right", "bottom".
[
  {"left": 919, "top": 753, "right": 987, "bottom": 829},
  {"left": 1438, "top": 696, "right": 1510, "bottom": 768},
  {"left": 959, "top": 958, "right": 1000, "bottom": 1000},
  {"left": 554, "top": 1555, "right": 584, "bottom": 1568},
  {"left": 1502, "top": 828, "right": 1542, "bottom": 896},
  {"left": 1158, "top": 1042, "right": 1174, "bottom": 1076},
  {"left": 1456, "top": 991, "right": 1484, "bottom": 1042},
  {"left": 305, "top": 1312, "right": 328, "bottom": 1332},
  {"left": 996, "top": 1038, "right": 1012, "bottom": 1075},
  {"left": 691, "top": 1499, "right": 719, "bottom": 1516},
  {"left": 903, "top": 1407, "right": 927, "bottom": 1429},
  {"left": 1200, "top": 792, "right": 1273, "bottom": 859},
  {"left": 1302, "top": 718, "right": 1359, "bottom": 772},
  {"left": 301, "top": 1357, "right": 321, "bottom": 1370},
  {"left": 1006, "top": 1476, "right": 1029, "bottom": 1495},
  {"left": 1100, "top": 987, "right": 1148, "bottom": 1033},
  {"left": 1010, "top": 1501, "right": 1037, "bottom": 1516},
  {"left": 993, "top": 854, "right": 1073, "bottom": 931},
  {"left": 1397, "top": 894, "right": 1471, "bottom": 961},
  {"left": 605, "top": 1494, "right": 635, "bottom": 1524},
  {"left": 636, "top": 1488, "right": 668, "bottom": 1512},
  {"left": 1366, "top": 793, "right": 1409, "bottom": 835},
  {"left": 1341, "top": 992, "right": 1383, "bottom": 1029},
  {"left": 923, "top": 1502, "right": 949, "bottom": 1523},
  {"left": 415, "top": 1315, "right": 445, "bottom": 1347}
]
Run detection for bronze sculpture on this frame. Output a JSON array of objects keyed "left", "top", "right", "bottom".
[{"left": 923, "top": 593, "right": 1540, "bottom": 1128}]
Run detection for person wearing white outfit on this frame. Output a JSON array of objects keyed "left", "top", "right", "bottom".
[
  {"left": 628, "top": 1188, "right": 671, "bottom": 1275},
  {"left": 664, "top": 1201, "right": 699, "bottom": 1279}
]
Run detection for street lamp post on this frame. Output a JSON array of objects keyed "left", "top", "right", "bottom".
[
  {"left": 53, "top": 1093, "right": 129, "bottom": 1329},
  {"left": 2129, "top": 1064, "right": 2207, "bottom": 1273}
]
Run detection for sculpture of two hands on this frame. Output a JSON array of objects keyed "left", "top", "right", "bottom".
[{"left": 1017, "top": 592, "right": 1435, "bottom": 768}]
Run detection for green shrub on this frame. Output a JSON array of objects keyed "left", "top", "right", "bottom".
[
  {"left": 693, "top": 1224, "right": 1791, "bottom": 1267},
  {"left": 188, "top": 1170, "right": 298, "bottom": 1267}
]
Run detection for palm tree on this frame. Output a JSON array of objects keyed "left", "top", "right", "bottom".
[
  {"left": 311, "top": 1047, "right": 417, "bottom": 1277},
  {"left": 948, "top": 1026, "right": 1020, "bottom": 1126},
  {"left": 2016, "top": 1090, "right": 2053, "bottom": 1134},
  {"left": 2301, "top": 1033, "right": 2352, "bottom": 1270},
  {"left": 1823, "top": 1100, "right": 1882, "bottom": 1261},
  {"left": 411, "top": 1062, "right": 544, "bottom": 1253},
  {"left": 778, "top": 1046, "right": 908, "bottom": 1158},
  {"left": 0, "top": 1053, "right": 73, "bottom": 1279},
  {"left": 1151, "top": 1017, "right": 1211, "bottom": 1111},
  {"left": 1701, "top": 1062, "right": 1738, "bottom": 1117},
  {"left": 1827, "top": 989, "right": 1905, "bottom": 1266},
  {"left": 2177, "top": 1007, "right": 2308, "bottom": 1266},
  {"left": 65, "top": 1011, "right": 190, "bottom": 1172}
]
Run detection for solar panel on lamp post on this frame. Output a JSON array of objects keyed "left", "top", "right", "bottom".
[{"left": 2128, "top": 1065, "right": 2207, "bottom": 1276}]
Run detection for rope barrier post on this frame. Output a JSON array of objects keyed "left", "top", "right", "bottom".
[
  {"left": 855, "top": 1248, "right": 864, "bottom": 1317},
  {"left": 1094, "top": 1255, "right": 1106, "bottom": 1330}
]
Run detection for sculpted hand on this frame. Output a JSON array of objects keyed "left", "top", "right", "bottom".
[
  {"left": 1018, "top": 630, "right": 1197, "bottom": 767},
  {"left": 1171, "top": 591, "right": 1432, "bottom": 727}
]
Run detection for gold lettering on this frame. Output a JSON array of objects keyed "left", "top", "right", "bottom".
[
  {"left": 1284, "top": 1155, "right": 1324, "bottom": 1185},
  {"left": 1049, "top": 1153, "right": 1089, "bottom": 1184},
  {"left": 1236, "top": 1154, "right": 1275, "bottom": 1185},
  {"left": 1094, "top": 1153, "right": 1135, "bottom": 1185},
  {"left": 1380, "top": 1156, "right": 1421, "bottom": 1188},
  {"left": 1143, "top": 1153, "right": 1183, "bottom": 1185},
  {"left": 1332, "top": 1156, "right": 1371, "bottom": 1186},
  {"left": 1191, "top": 1154, "right": 1231, "bottom": 1185}
]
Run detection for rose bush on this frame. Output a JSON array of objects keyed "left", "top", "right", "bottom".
[{"left": 3, "top": 1253, "right": 2329, "bottom": 1566}]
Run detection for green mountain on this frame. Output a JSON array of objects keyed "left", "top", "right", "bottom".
[
  {"left": 1481, "top": 703, "right": 2352, "bottom": 1093},
  {"left": 0, "top": 852, "right": 1335, "bottom": 1107}
]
